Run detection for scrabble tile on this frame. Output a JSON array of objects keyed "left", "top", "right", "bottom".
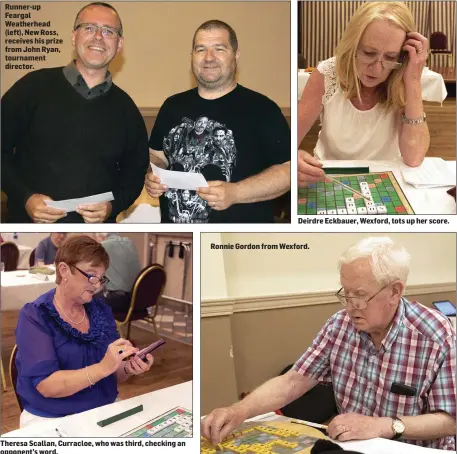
[
  {"left": 347, "top": 207, "right": 357, "bottom": 214},
  {"left": 327, "top": 209, "right": 337, "bottom": 215},
  {"left": 367, "top": 206, "right": 377, "bottom": 214},
  {"left": 377, "top": 206, "right": 387, "bottom": 214},
  {"left": 317, "top": 209, "right": 327, "bottom": 215},
  {"left": 357, "top": 207, "right": 368, "bottom": 214},
  {"left": 345, "top": 197, "right": 355, "bottom": 204},
  {"left": 337, "top": 208, "right": 348, "bottom": 214}
]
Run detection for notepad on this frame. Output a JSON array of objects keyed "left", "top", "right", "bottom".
[{"left": 401, "top": 158, "right": 455, "bottom": 188}]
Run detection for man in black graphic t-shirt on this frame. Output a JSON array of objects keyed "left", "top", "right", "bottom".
[{"left": 145, "top": 19, "right": 290, "bottom": 223}]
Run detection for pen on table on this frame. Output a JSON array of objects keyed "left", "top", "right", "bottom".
[
  {"left": 291, "top": 419, "right": 328, "bottom": 431},
  {"left": 55, "top": 428, "right": 63, "bottom": 437},
  {"left": 324, "top": 175, "right": 372, "bottom": 202}
]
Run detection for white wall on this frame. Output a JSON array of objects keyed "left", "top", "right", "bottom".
[{"left": 201, "top": 233, "right": 456, "bottom": 299}]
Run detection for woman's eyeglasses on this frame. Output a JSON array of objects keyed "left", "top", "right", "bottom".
[
  {"left": 73, "top": 265, "right": 110, "bottom": 285},
  {"left": 356, "top": 49, "right": 403, "bottom": 70}
]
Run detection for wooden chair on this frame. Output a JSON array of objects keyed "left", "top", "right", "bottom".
[
  {"left": 113, "top": 264, "right": 166, "bottom": 341},
  {"left": 9, "top": 345, "right": 23, "bottom": 411},
  {"left": 430, "top": 31, "right": 452, "bottom": 53},
  {"left": 1, "top": 242, "right": 19, "bottom": 271},
  {"left": 430, "top": 31, "right": 452, "bottom": 66}
]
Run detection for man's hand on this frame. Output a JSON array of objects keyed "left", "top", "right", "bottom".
[
  {"left": 197, "top": 181, "right": 238, "bottom": 211},
  {"left": 145, "top": 171, "right": 168, "bottom": 198},
  {"left": 298, "top": 151, "right": 326, "bottom": 188},
  {"left": 327, "top": 413, "right": 392, "bottom": 442},
  {"left": 25, "top": 194, "right": 67, "bottom": 223},
  {"left": 76, "top": 201, "right": 112, "bottom": 223},
  {"left": 201, "top": 406, "right": 248, "bottom": 445}
]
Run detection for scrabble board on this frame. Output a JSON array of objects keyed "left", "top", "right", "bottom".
[
  {"left": 121, "top": 407, "right": 192, "bottom": 437},
  {"left": 201, "top": 421, "right": 325, "bottom": 454},
  {"left": 298, "top": 172, "right": 414, "bottom": 215}
]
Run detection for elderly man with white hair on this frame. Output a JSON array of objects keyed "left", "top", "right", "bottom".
[{"left": 202, "top": 237, "right": 456, "bottom": 450}]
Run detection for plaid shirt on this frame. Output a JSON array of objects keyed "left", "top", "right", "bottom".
[{"left": 293, "top": 298, "right": 456, "bottom": 450}]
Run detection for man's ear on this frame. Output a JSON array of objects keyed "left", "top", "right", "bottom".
[{"left": 391, "top": 280, "right": 405, "bottom": 301}]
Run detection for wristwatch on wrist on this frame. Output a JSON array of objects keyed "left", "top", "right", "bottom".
[{"left": 391, "top": 417, "right": 405, "bottom": 440}]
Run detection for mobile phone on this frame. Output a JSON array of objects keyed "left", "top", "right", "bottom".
[
  {"left": 432, "top": 300, "right": 456, "bottom": 317},
  {"left": 123, "top": 338, "right": 166, "bottom": 362},
  {"left": 390, "top": 382, "right": 416, "bottom": 397}
]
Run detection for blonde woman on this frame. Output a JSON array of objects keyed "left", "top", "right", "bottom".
[{"left": 298, "top": 2, "right": 430, "bottom": 187}]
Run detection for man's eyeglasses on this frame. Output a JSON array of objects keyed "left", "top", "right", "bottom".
[
  {"left": 356, "top": 49, "right": 403, "bottom": 70},
  {"left": 74, "top": 23, "right": 121, "bottom": 39},
  {"left": 335, "top": 283, "right": 391, "bottom": 310},
  {"left": 73, "top": 265, "right": 110, "bottom": 285}
]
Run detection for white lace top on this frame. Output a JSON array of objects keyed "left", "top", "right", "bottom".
[{"left": 314, "top": 57, "right": 400, "bottom": 161}]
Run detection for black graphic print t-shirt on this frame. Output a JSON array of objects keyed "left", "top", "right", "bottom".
[{"left": 149, "top": 85, "right": 290, "bottom": 223}]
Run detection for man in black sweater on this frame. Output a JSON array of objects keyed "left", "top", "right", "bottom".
[{"left": 1, "top": 2, "right": 148, "bottom": 223}]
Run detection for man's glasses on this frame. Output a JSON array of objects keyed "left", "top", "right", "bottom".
[
  {"left": 356, "top": 49, "right": 403, "bottom": 70},
  {"left": 73, "top": 265, "right": 110, "bottom": 285},
  {"left": 74, "top": 23, "right": 121, "bottom": 39},
  {"left": 335, "top": 283, "right": 391, "bottom": 310}
]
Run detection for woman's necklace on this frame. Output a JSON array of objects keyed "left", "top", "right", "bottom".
[{"left": 54, "top": 295, "right": 86, "bottom": 325}]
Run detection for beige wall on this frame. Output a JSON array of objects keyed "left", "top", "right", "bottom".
[
  {"left": 201, "top": 233, "right": 457, "bottom": 299},
  {"left": 1, "top": 2, "right": 290, "bottom": 108},
  {"left": 200, "top": 232, "right": 228, "bottom": 299},
  {"left": 121, "top": 232, "right": 193, "bottom": 302},
  {"left": 201, "top": 289, "right": 456, "bottom": 414}
]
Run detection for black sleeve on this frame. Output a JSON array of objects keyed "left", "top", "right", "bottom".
[
  {"left": 110, "top": 99, "right": 149, "bottom": 217},
  {"left": 258, "top": 100, "right": 291, "bottom": 167},
  {"left": 148, "top": 97, "right": 172, "bottom": 151},
  {"left": 1, "top": 72, "right": 39, "bottom": 207}
]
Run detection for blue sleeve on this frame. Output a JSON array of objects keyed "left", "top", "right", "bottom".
[
  {"left": 34, "top": 240, "right": 46, "bottom": 262},
  {"left": 99, "top": 300, "right": 121, "bottom": 344},
  {"left": 16, "top": 304, "right": 59, "bottom": 387}
]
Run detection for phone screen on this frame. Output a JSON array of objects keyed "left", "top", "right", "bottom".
[{"left": 433, "top": 301, "right": 456, "bottom": 317}]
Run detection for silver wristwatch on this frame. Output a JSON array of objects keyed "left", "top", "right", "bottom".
[{"left": 391, "top": 417, "right": 405, "bottom": 440}]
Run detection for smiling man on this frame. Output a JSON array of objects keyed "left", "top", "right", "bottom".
[
  {"left": 145, "top": 20, "right": 290, "bottom": 223},
  {"left": 202, "top": 237, "right": 456, "bottom": 450},
  {"left": 1, "top": 2, "right": 148, "bottom": 223}
]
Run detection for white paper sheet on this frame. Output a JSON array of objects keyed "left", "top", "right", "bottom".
[
  {"left": 44, "top": 192, "right": 114, "bottom": 212},
  {"left": 338, "top": 438, "right": 446, "bottom": 453},
  {"left": 150, "top": 163, "right": 208, "bottom": 190},
  {"left": 401, "top": 158, "right": 456, "bottom": 188}
]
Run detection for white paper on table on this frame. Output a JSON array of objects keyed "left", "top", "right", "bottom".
[
  {"left": 151, "top": 163, "right": 208, "bottom": 190},
  {"left": 31, "top": 273, "right": 49, "bottom": 281},
  {"left": 44, "top": 192, "right": 114, "bottom": 212},
  {"left": 401, "top": 158, "right": 456, "bottom": 188},
  {"left": 338, "top": 438, "right": 445, "bottom": 453}
]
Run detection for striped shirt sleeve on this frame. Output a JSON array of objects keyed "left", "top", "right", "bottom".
[
  {"left": 427, "top": 333, "right": 456, "bottom": 419},
  {"left": 292, "top": 314, "right": 336, "bottom": 383}
]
